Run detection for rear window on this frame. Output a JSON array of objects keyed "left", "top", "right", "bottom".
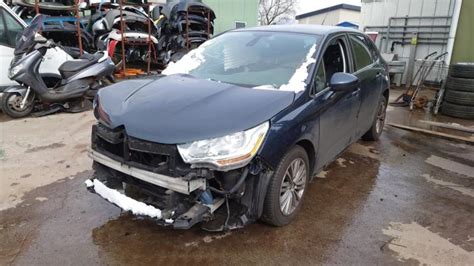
[{"left": 349, "top": 35, "right": 373, "bottom": 71}]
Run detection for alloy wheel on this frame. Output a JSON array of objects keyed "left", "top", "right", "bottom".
[
  {"left": 7, "top": 94, "right": 29, "bottom": 112},
  {"left": 375, "top": 101, "right": 386, "bottom": 134},
  {"left": 279, "top": 158, "right": 307, "bottom": 216}
]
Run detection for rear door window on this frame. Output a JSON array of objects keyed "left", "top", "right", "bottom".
[
  {"left": 364, "top": 36, "right": 380, "bottom": 61},
  {"left": 349, "top": 34, "right": 373, "bottom": 71}
]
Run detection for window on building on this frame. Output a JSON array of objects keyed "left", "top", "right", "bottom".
[{"left": 235, "top": 21, "right": 246, "bottom": 29}]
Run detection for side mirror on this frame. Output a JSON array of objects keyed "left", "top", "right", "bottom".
[
  {"left": 329, "top": 72, "right": 359, "bottom": 92},
  {"left": 34, "top": 33, "right": 47, "bottom": 44}
]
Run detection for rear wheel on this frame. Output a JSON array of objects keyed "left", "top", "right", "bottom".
[
  {"left": 1, "top": 92, "right": 35, "bottom": 118},
  {"left": 362, "top": 96, "right": 387, "bottom": 141},
  {"left": 261, "top": 146, "right": 309, "bottom": 226}
]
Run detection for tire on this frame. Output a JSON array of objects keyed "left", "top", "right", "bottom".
[
  {"left": 1, "top": 92, "right": 35, "bottom": 118},
  {"left": 440, "top": 102, "right": 474, "bottom": 119},
  {"left": 446, "top": 77, "right": 474, "bottom": 92},
  {"left": 444, "top": 90, "right": 474, "bottom": 106},
  {"left": 450, "top": 63, "right": 474, "bottom": 79},
  {"left": 261, "top": 146, "right": 309, "bottom": 226},
  {"left": 362, "top": 96, "right": 387, "bottom": 141}
]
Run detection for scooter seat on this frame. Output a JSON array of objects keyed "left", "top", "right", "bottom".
[{"left": 59, "top": 52, "right": 104, "bottom": 79}]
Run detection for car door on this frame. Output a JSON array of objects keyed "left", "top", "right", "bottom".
[
  {"left": 311, "top": 34, "right": 361, "bottom": 170},
  {"left": 0, "top": 6, "right": 24, "bottom": 90},
  {"left": 348, "top": 34, "right": 384, "bottom": 137}
]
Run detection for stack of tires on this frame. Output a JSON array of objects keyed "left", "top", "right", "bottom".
[{"left": 441, "top": 63, "right": 474, "bottom": 119}]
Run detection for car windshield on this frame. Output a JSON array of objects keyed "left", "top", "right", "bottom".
[{"left": 163, "top": 31, "right": 321, "bottom": 91}]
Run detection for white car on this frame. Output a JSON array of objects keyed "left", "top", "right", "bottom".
[{"left": 0, "top": 0, "right": 71, "bottom": 92}]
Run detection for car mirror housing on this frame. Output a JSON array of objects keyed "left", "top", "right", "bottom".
[{"left": 329, "top": 72, "right": 359, "bottom": 92}]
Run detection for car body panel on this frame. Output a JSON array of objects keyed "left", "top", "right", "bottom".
[{"left": 98, "top": 74, "right": 295, "bottom": 144}]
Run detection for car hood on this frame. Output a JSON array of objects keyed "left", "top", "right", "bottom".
[{"left": 98, "top": 74, "right": 295, "bottom": 144}]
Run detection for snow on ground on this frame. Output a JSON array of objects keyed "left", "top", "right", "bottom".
[
  {"left": 422, "top": 174, "right": 474, "bottom": 198},
  {"left": 382, "top": 222, "right": 474, "bottom": 265},
  {"left": 88, "top": 179, "right": 162, "bottom": 219},
  {"left": 425, "top": 155, "right": 474, "bottom": 178}
]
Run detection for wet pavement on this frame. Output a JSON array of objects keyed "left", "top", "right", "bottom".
[{"left": 1, "top": 103, "right": 474, "bottom": 265}]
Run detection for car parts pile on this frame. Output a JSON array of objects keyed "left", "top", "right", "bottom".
[
  {"left": 9, "top": 0, "right": 215, "bottom": 70},
  {"left": 154, "top": 1, "right": 215, "bottom": 64}
]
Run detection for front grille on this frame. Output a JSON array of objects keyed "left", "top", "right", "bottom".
[{"left": 92, "top": 123, "right": 189, "bottom": 177}]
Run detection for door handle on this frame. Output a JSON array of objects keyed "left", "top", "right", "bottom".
[{"left": 351, "top": 88, "right": 360, "bottom": 97}]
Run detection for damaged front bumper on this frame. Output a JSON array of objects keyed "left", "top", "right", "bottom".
[
  {"left": 85, "top": 178, "right": 225, "bottom": 229},
  {"left": 87, "top": 124, "right": 273, "bottom": 231},
  {"left": 87, "top": 149, "right": 225, "bottom": 229}
]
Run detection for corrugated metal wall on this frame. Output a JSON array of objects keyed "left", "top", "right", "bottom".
[{"left": 360, "top": 0, "right": 457, "bottom": 85}]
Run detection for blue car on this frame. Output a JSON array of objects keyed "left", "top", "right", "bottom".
[{"left": 87, "top": 25, "right": 389, "bottom": 231}]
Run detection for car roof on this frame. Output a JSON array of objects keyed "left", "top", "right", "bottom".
[{"left": 233, "top": 24, "right": 362, "bottom": 36}]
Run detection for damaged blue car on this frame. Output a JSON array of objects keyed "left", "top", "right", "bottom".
[{"left": 86, "top": 25, "right": 389, "bottom": 231}]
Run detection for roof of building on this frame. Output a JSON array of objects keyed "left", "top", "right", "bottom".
[
  {"left": 235, "top": 24, "right": 360, "bottom": 36},
  {"left": 295, "top": 4, "right": 361, "bottom": 20}
]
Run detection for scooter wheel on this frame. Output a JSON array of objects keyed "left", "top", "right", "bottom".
[{"left": 1, "top": 92, "right": 35, "bottom": 118}]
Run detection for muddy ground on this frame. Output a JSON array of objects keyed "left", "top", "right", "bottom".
[{"left": 1, "top": 99, "right": 473, "bottom": 265}]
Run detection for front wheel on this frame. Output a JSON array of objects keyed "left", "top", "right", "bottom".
[
  {"left": 261, "top": 146, "right": 309, "bottom": 226},
  {"left": 1, "top": 92, "right": 35, "bottom": 118}
]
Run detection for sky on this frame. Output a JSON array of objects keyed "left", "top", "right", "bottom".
[{"left": 296, "top": 0, "right": 362, "bottom": 16}]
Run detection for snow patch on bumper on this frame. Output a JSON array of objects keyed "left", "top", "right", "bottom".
[{"left": 85, "top": 179, "right": 162, "bottom": 219}]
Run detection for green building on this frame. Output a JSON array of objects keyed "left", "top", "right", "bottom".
[
  {"left": 451, "top": 0, "right": 474, "bottom": 63},
  {"left": 203, "top": 0, "right": 259, "bottom": 34}
]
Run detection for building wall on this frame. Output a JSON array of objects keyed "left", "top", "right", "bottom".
[
  {"left": 297, "top": 9, "right": 360, "bottom": 26},
  {"left": 451, "top": 0, "right": 474, "bottom": 63},
  {"left": 338, "top": 9, "right": 360, "bottom": 25},
  {"left": 203, "top": 0, "right": 258, "bottom": 34},
  {"left": 297, "top": 10, "right": 341, "bottom": 25},
  {"left": 361, "top": 0, "right": 458, "bottom": 84}
]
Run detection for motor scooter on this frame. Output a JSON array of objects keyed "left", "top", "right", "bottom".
[{"left": 2, "top": 15, "right": 116, "bottom": 118}]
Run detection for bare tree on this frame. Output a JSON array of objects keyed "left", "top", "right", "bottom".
[{"left": 259, "top": 0, "right": 297, "bottom": 25}]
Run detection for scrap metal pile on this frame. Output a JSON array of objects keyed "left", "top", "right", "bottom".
[{"left": 9, "top": 0, "right": 215, "bottom": 69}]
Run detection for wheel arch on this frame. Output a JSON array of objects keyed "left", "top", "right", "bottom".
[
  {"left": 295, "top": 138, "right": 316, "bottom": 175},
  {"left": 383, "top": 88, "right": 389, "bottom": 103}
]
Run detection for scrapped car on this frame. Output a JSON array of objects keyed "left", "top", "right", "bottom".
[{"left": 86, "top": 25, "right": 389, "bottom": 231}]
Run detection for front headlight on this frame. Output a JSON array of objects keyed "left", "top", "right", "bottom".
[
  {"left": 93, "top": 95, "right": 111, "bottom": 125},
  {"left": 9, "top": 63, "right": 24, "bottom": 78},
  {"left": 177, "top": 121, "right": 269, "bottom": 171}
]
